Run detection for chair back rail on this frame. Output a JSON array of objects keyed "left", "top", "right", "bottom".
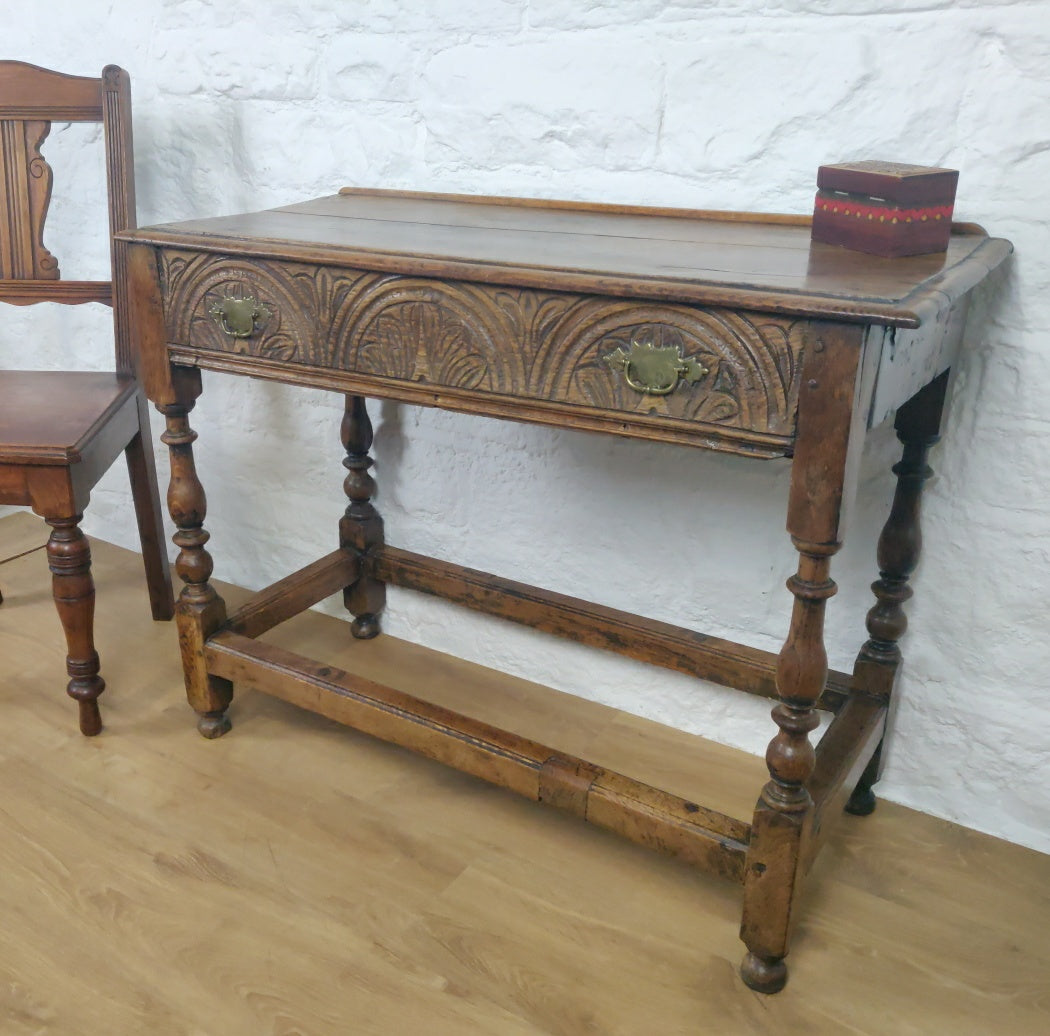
[{"left": 0, "top": 61, "right": 136, "bottom": 371}]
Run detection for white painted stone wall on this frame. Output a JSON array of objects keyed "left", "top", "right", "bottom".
[{"left": 3, "top": 0, "right": 1048, "bottom": 853}]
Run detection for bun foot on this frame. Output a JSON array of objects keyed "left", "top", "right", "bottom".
[
  {"left": 197, "top": 710, "right": 232, "bottom": 739},
  {"left": 351, "top": 613, "right": 380, "bottom": 639},
  {"left": 846, "top": 784, "right": 877, "bottom": 816},
  {"left": 740, "top": 952, "right": 788, "bottom": 994}
]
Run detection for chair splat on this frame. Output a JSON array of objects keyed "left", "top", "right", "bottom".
[{"left": 0, "top": 117, "right": 59, "bottom": 280}]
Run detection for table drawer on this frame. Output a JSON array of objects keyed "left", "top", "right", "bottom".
[
  {"left": 159, "top": 251, "right": 326, "bottom": 363},
  {"left": 159, "top": 251, "right": 805, "bottom": 445}
]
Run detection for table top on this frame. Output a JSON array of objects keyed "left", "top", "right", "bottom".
[{"left": 122, "top": 188, "right": 1011, "bottom": 328}]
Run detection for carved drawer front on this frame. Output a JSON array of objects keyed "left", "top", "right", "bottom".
[
  {"left": 160, "top": 253, "right": 805, "bottom": 441},
  {"left": 532, "top": 300, "right": 805, "bottom": 437},
  {"left": 160, "top": 252, "right": 329, "bottom": 364},
  {"left": 336, "top": 279, "right": 807, "bottom": 440}
]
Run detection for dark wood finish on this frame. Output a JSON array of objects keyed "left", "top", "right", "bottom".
[
  {"left": 816, "top": 161, "right": 960, "bottom": 204},
  {"left": 44, "top": 515, "right": 103, "bottom": 735},
  {"left": 803, "top": 692, "right": 888, "bottom": 864},
  {"left": 858, "top": 370, "right": 948, "bottom": 677},
  {"left": 845, "top": 370, "right": 950, "bottom": 816},
  {"left": 133, "top": 188, "right": 1007, "bottom": 329},
  {"left": 119, "top": 188, "right": 1009, "bottom": 991},
  {"left": 340, "top": 395, "right": 385, "bottom": 639},
  {"left": 0, "top": 63, "right": 173, "bottom": 734}
]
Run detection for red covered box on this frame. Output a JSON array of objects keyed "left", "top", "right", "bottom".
[{"left": 811, "top": 160, "right": 959, "bottom": 258}]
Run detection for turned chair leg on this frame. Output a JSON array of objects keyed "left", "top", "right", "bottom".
[{"left": 45, "top": 515, "right": 105, "bottom": 736}]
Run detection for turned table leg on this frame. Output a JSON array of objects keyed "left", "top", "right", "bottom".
[
  {"left": 340, "top": 395, "right": 385, "bottom": 639},
  {"left": 46, "top": 515, "right": 104, "bottom": 736},
  {"left": 159, "top": 372, "right": 232, "bottom": 739},
  {"left": 740, "top": 536, "right": 837, "bottom": 993},
  {"left": 847, "top": 371, "right": 948, "bottom": 816},
  {"left": 740, "top": 324, "right": 868, "bottom": 993}
]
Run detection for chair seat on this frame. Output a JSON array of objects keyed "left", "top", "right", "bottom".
[{"left": 0, "top": 370, "right": 138, "bottom": 465}]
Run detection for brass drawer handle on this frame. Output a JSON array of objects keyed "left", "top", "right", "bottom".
[
  {"left": 603, "top": 337, "right": 708, "bottom": 396},
  {"left": 208, "top": 293, "right": 271, "bottom": 339}
]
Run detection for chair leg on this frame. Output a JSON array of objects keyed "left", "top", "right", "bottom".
[
  {"left": 125, "top": 391, "right": 174, "bottom": 621},
  {"left": 45, "top": 515, "right": 104, "bottom": 736}
]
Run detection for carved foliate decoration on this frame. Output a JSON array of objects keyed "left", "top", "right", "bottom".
[
  {"left": 336, "top": 279, "right": 526, "bottom": 394},
  {"left": 163, "top": 253, "right": 315, "bottom": 363},
  {"left": 547, "top": 305, "right": 803, "bottom": 433},
  {"left": 160, "top": 251, "right": 806, "bottom": 442}
]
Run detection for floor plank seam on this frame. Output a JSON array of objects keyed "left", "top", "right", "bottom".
[{"left": 0, "top": 542, "right": 47, "bottom": 566}]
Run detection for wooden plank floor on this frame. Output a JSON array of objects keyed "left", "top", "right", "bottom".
[{"left": 1, "top": 510, "right": 1048, "bottom": 1035}]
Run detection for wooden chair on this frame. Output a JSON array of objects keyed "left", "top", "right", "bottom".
[{"left": 0, "top": 62, "right": 173, "bottom": 735}]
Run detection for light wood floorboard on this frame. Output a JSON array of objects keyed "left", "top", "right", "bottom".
[{"left": 1, "top": 511, "right": 1048, "bottom": 1035}]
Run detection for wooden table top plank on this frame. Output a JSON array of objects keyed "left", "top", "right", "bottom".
[
  {"left": 297, "top": 192, "right": 821, "bottom": 245},
  {"left": 299, "top": 191, "right": 984, "bottom": 266},
  {"left": 122, "top": 190, "right": 1010, "bottom": 327}
]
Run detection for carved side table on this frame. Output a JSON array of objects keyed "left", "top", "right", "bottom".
[{"left": 120, "top": 189, "right": 1010, "bottom": 992}]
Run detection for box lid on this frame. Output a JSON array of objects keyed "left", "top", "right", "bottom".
[{"left": 817, "top": 161, "right": 959, "bottom": 205}]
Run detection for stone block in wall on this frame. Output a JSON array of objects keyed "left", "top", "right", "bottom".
[
  {"left": 421, "top": 39, "right": 662, "bottom": 171},
  {"left": 333, "top": 0, "right": 526, "bottom": 35}
]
